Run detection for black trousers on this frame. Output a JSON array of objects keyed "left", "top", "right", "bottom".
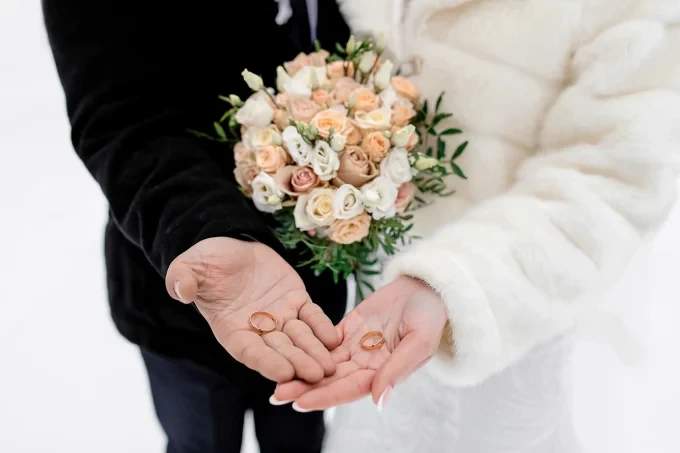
[{"left": 141, "top": 348, "right": 325, "bottom": 453}]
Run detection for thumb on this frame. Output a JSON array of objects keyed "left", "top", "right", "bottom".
[
  {"left": 165, "top": 253, "right": 200, "bottom": 304},
  {"left": 371, "top": 333, "right": 433, "bottom": 406}
]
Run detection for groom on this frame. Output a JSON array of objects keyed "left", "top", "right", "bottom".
[{"left": 43, "top": 0, "right": 351, "bottom": 452}]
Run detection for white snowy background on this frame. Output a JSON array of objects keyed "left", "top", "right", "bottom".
[{"left": 1, "top": 1, "right": 679, "bottom": 452}]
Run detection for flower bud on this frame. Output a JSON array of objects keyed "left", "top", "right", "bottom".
[
  {"left": 392, "top": 125, "right": 416, "bottom": 147},
  {"left": 376, "top": 32, "right": 386, "bottom": 54},
  {"left": 228, "top": 94, "right": 243, "bottom": 107},
  {"left": 330, "top": 134, "right": 347, "bottom": 152},
  {"left": 267, "top": 194, "right": 282, "bottom": 205},
  {"left": 272, "top": 132, "right": 283, "bottom": 146},
  {"left": 359, "top": 52, "right": 375, "bottom": 73},
  {"left": 346, "top": 35, "right": 356, "bottom": 54},
  {"left": 383, "top": 130, "right": 392, "bottom": 139},
  {"left": 415, "top": 156, "right": 440, "bottom": 171},
  {"left": 241, "top": 69, "right": 264, "bottom": 91},
  {"left": 374, "top": 60, "right": 394, "bottom": 91}
]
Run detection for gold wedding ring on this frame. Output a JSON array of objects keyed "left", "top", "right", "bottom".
[
  {"left": 249, "top": 311, "right": 277, "bottom": 335},
  {"left": 360, "top": 331, "right": 385, "bottom": 351}
]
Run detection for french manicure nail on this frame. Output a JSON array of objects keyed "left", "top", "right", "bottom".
[
  {"left": 377, "top": 386, "right": 392, "bottom": 413},
  {"left": 292, "top": 402, "right": 313, "bottom": 413},
  {"left": 269, "top": 395, "right": 294, "bottom": 406},
  {"left": 173, "top": 280, "right": 185, "bottom": 303}
]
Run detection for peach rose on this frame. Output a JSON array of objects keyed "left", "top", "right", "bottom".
[
  {"left": 351, "top": 87, "right": 380, "bottom": 113},
  {"left": 234, "top": 162, "right": 259, "bottom": 195},
  {"left": 310, "top": 109, "right": 350, "bottom": 139},
  {"left": 327, "top": 212, "right": 371, "bottom": 245},
  {"left": 233, "top": 142, "right": 251, "bottom": 163},
  {"left": 361, "top": 131, "right": 391, "bottom": 162},
  {"left": 331, "top": 77, "right": 361, "bottom": 104},
  {"left": 390, "top": 76, "right": 421, "bottom": 103},
  {"left": 256, "top": 145, "right": 291, "bottom": 174},
  {"left": 284, "top": 52, "right": 313, "bottom": 75},
  {"left": 405, "top": 129, "right": 419, "bottom": 151},
  {"left": 336, "top": 146, "right": 378, "bottom": 187},
  {"left": 289, "top": 98, "right": 321, "bottom": 123},
  {"left": 274, "top": 165, "right": 320, "bottom": 196},
  {"left": 275, "top": 92, "right": 290, "bottom": 108},
  {"left": 395, "top": 182, "right": 416, "bottom": 213},
  {"left": 274, "top": 110, "right": 291, "bottom": 131},
  {"left": 311, "top": 90, "right": 331, "bottom": 106},
  {"left": 344, "top": 124, "right": 362, "bottom": 145},
  {"left": 391, "top": 102, "right": 416, "bottom": 127},
  {"left": 327, "top": 61, "right": 354, "bottom": 79},
  {"left": 309, "top": 50, "right": 330, "bottom": 66}
]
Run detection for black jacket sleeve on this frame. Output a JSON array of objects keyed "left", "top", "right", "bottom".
[{"left": 42, "top": 0, "right": 284, "bottom": 276}]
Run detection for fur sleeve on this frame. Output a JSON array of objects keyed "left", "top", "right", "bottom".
[{"left": 384, "top": 8, "right": 680, "bottom": 386}]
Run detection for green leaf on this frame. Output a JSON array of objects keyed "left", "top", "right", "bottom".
[
  {"left": 213, "top": 122, "right": 226, "bottom": 139},
  {"left": 451, "top": 162, "right": 468, "bottom": 180},
  {"left": 360, "top": 269, "right": 381, "bottom": 276},
  {"left": 452, "top": 141, "right": 468, "bottom": 160},
  {"left": 440, "top": 128, "right": 462, "bottom": 136},
  {"left": 335, "top": 43, "right": 346, "bottom": 54},
  {"left": 428, "top": 128, "right": 438, "bottom": 136},
  {"left": 435, "top": 92, "right": 445, "bottom": 113},
  {"left": 422, "top": 100, "right": 429, "bottom": 116},
  {"left": 218, "top": 95, "right": 232, "bottom": 103},
  {"left": 315, "top": 40, "right": 322, "bottom": 52},
  {"left": 426, "top": 147, "right": 433, "bottom": 157},
  {"left": 429, "top": 113, "right": 453, "bottom": 129},
  {"left": 437, "top": 136, "right": 446, "bottom": 160}
]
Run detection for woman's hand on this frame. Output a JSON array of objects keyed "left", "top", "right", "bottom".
[{"left": 273, "top": 276, "right": 448, "bottom": 411}]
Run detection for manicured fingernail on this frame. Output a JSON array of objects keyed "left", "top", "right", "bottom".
[
  {"left": 377, "top": 386, "right": 392, "bottom": 413},
  {"left": 292, "top": 402, "right": 313, "bottom": 413},
  {"left": 269, "top": 395, "right": 294, "bottom": 406},
  {"left": 173, "top": 280, "right": 185, "bottom": 302}
]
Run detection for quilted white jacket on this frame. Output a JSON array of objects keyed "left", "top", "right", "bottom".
[{"left": 340, "top": 0, "right": 680, "bottom": 387}]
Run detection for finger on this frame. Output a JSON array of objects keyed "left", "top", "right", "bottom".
[
  {"left": 165, "top": 256, "right": 199, "bottom": 303},
  {"left": 274, "top": 361, "right": 360, "bottom": 402},
  {"left": 371, "top": 333, "right": 434, "bottom": 403},
  {"left": 299, "top": 302, "right": 341, "bottom": 350},
  {"left": 263, "top": 331, "right": 325, "bottom": 383},
  {"left": 224, "top": 330, "right": 295, "bottom": 383},
  {"left": 294, "top": 369, "right": 375, "bottom": 411},
  {"left": 283, "top": 319, "right": 336, "bottom": 376}
]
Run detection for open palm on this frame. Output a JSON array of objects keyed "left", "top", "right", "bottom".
[{"left": 274, "top": 276, "right": 449, "bottom": 411}]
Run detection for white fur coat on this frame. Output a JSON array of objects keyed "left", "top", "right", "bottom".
[{"left": 339, "top": 0, "right": 680, "bottom": 387}]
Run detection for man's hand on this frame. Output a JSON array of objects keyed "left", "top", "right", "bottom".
[
  {"left": 165, "top": 237, "right": 340, "bottom": 383},
  {"left": 273, "top": 276, "right": 448, "bottom": 411}
]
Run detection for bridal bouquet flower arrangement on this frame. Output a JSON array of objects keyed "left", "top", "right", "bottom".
[{"left": 194, "top": 36, "right": 468, "bottom": 294}]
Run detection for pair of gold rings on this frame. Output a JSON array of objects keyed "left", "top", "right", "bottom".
[{"left": 248, "top": 311, "right": 385, "bottom": 351}]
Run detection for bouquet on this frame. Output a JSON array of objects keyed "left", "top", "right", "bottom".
[{"left": 192, "top": 36, "right": 468, "bottom": 296}]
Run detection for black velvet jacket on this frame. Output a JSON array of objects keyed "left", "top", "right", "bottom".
[{"left": 43, "top": 0, "right": 350, "bottom": 379}]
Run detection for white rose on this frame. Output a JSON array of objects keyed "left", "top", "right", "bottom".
[
  {"left": 276, "top": 66, "right": 291, "bottom": 93},
  {"left": 241, "top": 69, "right": 264, "bottom": 91},
  {"left": 310, "top": 140, "right": 340, "bottom": 181},
  {"left": 380, "top": 148, "right": 412, "bottom": 185},
  {"left": 305, "top": 188, "right": 336, "bottom": 226},
  {"left": 283, "top": 78, "right": 312, "bottom": 99},
  {"left": 251, "top": 171, "right": 284, "bottom": 213},
  {"left": 329, "top": 133, "right": 347, "bottom": 152},
  {"left": 353, "top": 107, "right": 392, "bottom": 130},
  {"left": 294, "top": 194, "right": 316, "bottom": 231},
  {"left": 282, "top": 126, "right": 313, "bottom": 165},
  {"left": 295, "top": 66, "right": 330, "bottom": 91},
  {"left": 235, "top": 98, "right": 275, "bottom": 128},
  {"left": 374, "top": 60, "right": 394, "bottom": 91},
  {"left": 333, "top": 184, "right": 365, "bottom": 220},
  {"left": 392, "top": 125, "right": 416, "bottom": 147},
  {"left": 361, "top": 176, "right": 398, "bottom": 220},
  {"left": 242, "top": 125, "right": 279, "bottom": 151}
]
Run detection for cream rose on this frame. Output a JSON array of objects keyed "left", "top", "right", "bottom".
[
  {"left": 391, "top": 102, "right": 416, "bottom": 127},
  {"left": 310, "top": 140, "right": 340, "bottom": 181},
  {"left": 327, "top": 212, "right": 371, "bottom": 245},
  {"left": 331, "top": 77, "right": 361, "bottom": 104},
  {"left": 274, "top": 110, "right": 291, "bottom": 130},
  {"left": 380, "top": 147, "right": 412, "bottom": 185},
  {"left": 235, "top": 97, "right": 275, "bottom": 128},
  {"left": 395, "top": 182, "right": 416, "bottom": 213},
  {"left": 361, "top": 131, "right": 391, "bottom": 162},
  {"left": 333, "top": 184, "right": 365, "bottom": 220},
  {"left": 353, "top": 107, "right": 392, "bottom": 131},
  {"left": 391, "top": 125, "right": 417, "bottom": 148},
  {"left": 311, "top": 90, "right": 331, "bottom": 106},
  {"left": 242, "top": 125, "right": 278, "bottom": 151},
  {"left": 282, "top": 126, "right": 313, "bottom": 165},
  {"left": 294, "top": 194, "right": 316, "bottom": 231},
  {"left": 345, "top": 124, "right": 362, "bottom": 145},
  {"left": 361, "top": 176, "right": 398, "bottom": 220},
  {"left": 289, "top": 98, "right": 321, "bottom": 123},
  {"left": 274, "top": 165, "right": 320, "bottom": 196},
  {"left": 310, "top": 109, "right": 350, "bottom": 139},
  {"left": 305, "top": 188, "right": 336, "bottom": 226},
  {"left": 350, "top": 87, "right": 380, "bottom": 112},
  {"left": 337, "top": 146, "right": 378, "bottom": 187},
  {"left": 256, "top": 145, "right": 290, "bottom": 174},
  {"left": 391, "top": 76, "right": 421, "bottom": 103},
  {"left": 251, "top": 171, "right": 284, "bottom": 213}
]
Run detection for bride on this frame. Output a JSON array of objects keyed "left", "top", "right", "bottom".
[{"left": 274, "top": 0, "right": 680, "bottom": 451}]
